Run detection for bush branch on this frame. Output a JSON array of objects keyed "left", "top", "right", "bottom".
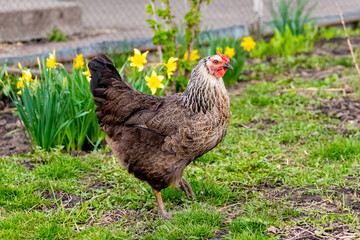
[{"left": 335, "top": 2, "right": 360, "bottom": 78}]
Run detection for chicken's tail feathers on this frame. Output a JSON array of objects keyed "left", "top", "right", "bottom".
[{"left": 88, "top": 54, "right": 122, "bottom": 95}]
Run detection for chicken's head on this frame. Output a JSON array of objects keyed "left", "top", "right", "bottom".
[{"left": 206, "top": 52, "right": 233, "bottom": 79}]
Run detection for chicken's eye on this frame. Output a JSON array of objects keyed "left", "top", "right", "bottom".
[{"left": 213, "top": 60, "right": 218, "bottom": 64}]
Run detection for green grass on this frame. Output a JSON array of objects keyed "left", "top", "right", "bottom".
[{"left": 1, "top": 47, "right": 360, "bottom": 239}]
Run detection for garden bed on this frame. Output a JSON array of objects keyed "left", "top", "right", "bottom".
[{"left": 2, "top": 31, "right": 360, "bottom": 239}]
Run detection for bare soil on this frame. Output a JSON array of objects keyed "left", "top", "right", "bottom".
[
  {"left": 253, "top": 187, "right": 360, "bottom": 239},
  {"left": 296, "top": 66, "right": 345, "bottom": 80},
  {"left": 315, "top": 35, "right": 360, "bottom": 56},
  {"left": 320, "top": 98, "right": 360, "bottom": 128},
  {"left": 0, "top": 112, "right": 30, "bottom": 156},
  {"left": 41, "top": 190, "right": 87, "bottom": 210},
  {"left": 95, "top": 209, "right": 130, "bottom": 226}
]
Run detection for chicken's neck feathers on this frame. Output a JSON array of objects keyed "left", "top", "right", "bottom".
[{"left": 183, "top": 60, "right": 228, "bottom": 114}]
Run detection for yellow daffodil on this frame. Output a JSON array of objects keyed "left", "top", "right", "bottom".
[
  {"left": 82, "top": 68, "right": 91, "bottom": 82},
  {"left": 165, "top": 57, "right": 178, "bottom": 78},
  {"left": 74, "top": 54, "right": 85, "bottom": 69},
  {"left": 17, "top": 63, "right": 34, "bottom": 90},
  {"left": 145, "top": 71, "right": 164, "bottom": 95},
  {"left": 183, "top": 50, "right": 200, "bottom": 62},
  {"left": 46, "top": 50, "right": 59, "bottom": 69},
  {"left": 128, "top": 48, "right": 149, "bottom": 72},
  {"left": 216, "top": 47, "right": 223, "bottom": 54},
  {"left": 37, "top": 57, "right": 42, "bottom": 74},
  {"left": 241, "top": 36, "right": 256, "bottom": 52},
  {"left": 224, "top": 46, "right": 235, "bottom": 58}
]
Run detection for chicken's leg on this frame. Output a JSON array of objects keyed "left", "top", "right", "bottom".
[
  {"left": 180, "top": 177, "right": 195, "bottom": 199},
  {"left": 152, "top": 188, "right": 172, "bottom": 219}
]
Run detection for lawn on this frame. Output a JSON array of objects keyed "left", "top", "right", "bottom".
[{"left": 1, "top": 37, "right": 360, "bottom": 239}]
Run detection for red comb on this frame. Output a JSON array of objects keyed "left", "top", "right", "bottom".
[{"left": 217, "top": 52, "right": 230, "bottom": 63}]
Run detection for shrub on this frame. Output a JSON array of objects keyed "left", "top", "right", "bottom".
[
  {"left": 47, "top": 26, "right": 67, "bottom": 42},
  {"left": 251, "top": 24, "right": 318, "bottom": 58}
]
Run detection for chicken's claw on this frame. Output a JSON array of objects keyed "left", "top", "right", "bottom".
[{"left": 180, "top": 177, "right": 195, "bottom": 199}]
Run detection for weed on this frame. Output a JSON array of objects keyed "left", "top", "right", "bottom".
[{"left": 47, "top": 26, "right": 67, "bottom": 42}]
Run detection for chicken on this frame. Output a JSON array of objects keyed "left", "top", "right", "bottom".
[{"left": 89, "top": 53, "right": 232, "bottom": 218}]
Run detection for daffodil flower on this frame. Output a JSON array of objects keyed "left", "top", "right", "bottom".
[
  {"left": 145, "top": 71, "right": 164, "bottom": 95},
  {"left": 37, "top": 57, "right": 42, "bottom": 74},
  {"left": 183, "top": 50, "right": 200, "bottom": 62},
  {"left": 241, "top": 37, "right": 256, "bottom": 52},
  {"left": 216, "top": 47, "right": 223, "bottom": 54},
  {"left": 165, "top": 57, "right": 178, "bottom": 78},
  {"left": 74, "top": 54, "right": 85, "bottom": 69},
  {"left": 17, "top": 63, "right": 34, "bottom": 90},
  {"left": 128, "top": 48, "right": 149, "bottom": 72},
  {"left": 224, "top": 46, "right": 235, "bottom": 59},
  {"left": 46, "top": 50, "right": 59, "bottom": 69},
  {"left": 82, "top": 68, "right": 91, "bottom": 82}
]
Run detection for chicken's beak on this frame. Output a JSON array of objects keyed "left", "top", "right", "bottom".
[{"left": 223, "top": 62, "right": 233, "bottom": 70}]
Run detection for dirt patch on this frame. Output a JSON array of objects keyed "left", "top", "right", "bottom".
[
  {"left": 19, "top": 161, "right": 35, "bottom": 171},
  {"left": 320, "top": 98, "right": 360, "bottom": 128},
  {"left": 315, "top": 35, "right": 360, "bottom": 56},
  {"left": 95, "top": 209, "right": 130, "bottom": 226},
  {"left": 91, "top": 181, "right": 113, "bottom": 190},
  {"left": 41, "top": 190, "right": 87, "bottom": 210},
  {"left": 68, "top": 151, "right": 87, "bottom": 157},
  {"left": 255, "top": 186, "right": 360, "bottom": 214},
  {"left": 0, "top": 97, "right": 14, "bottom": 111},
  {"left": 227, "top": 80, "right": 260, "bottom": 97},
  {"left": 210, "top": 228, "right": 230, "bottom": 240},
  {"left": 326, "top": 187, "right": 360, "bottom": 212},
  {"left": 296, "top": 66, "right": 344, "bottom": 80},
  {"left": 279, "top": 221, "right": 359, "bottom": 240},
  {"left": 0, "top": 112, "right": 31, "bottom": 156},
  {"left": 256, "top": 187, "right": 360, "bottom": 239}
]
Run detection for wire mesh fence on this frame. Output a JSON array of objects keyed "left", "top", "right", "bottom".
[{"left": 0, "top": 0, "right": 359, "bottom": 63}]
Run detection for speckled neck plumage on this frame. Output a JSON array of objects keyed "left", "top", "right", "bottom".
[{"left": 183, "top": 58, "right": 228, "bottom": 114}]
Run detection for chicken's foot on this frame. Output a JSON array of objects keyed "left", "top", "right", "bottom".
[
  {"left": 180, "top": 177, "right": 195, "bottom": 199},
  {"left": 152, "top": 188, "right": 172, "bottom": 219}
]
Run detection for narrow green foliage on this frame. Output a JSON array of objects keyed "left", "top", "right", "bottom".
[
  {"left": 270, "top": 0, "right": 315, "bottom": 36},
  {"left": 9, "top": 67, "right": 72, "bottom": 150},
  {"left": 7, "top": 57, "right": 103, "bottom": 151}
]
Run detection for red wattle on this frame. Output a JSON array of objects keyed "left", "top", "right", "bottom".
[{"left": 214, "top": 68, "right": 226, "bottom": 78}]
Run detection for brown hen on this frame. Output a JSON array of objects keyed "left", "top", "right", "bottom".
[{"left": 89, "top": 53, "right": 232, "bottom": 218}]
